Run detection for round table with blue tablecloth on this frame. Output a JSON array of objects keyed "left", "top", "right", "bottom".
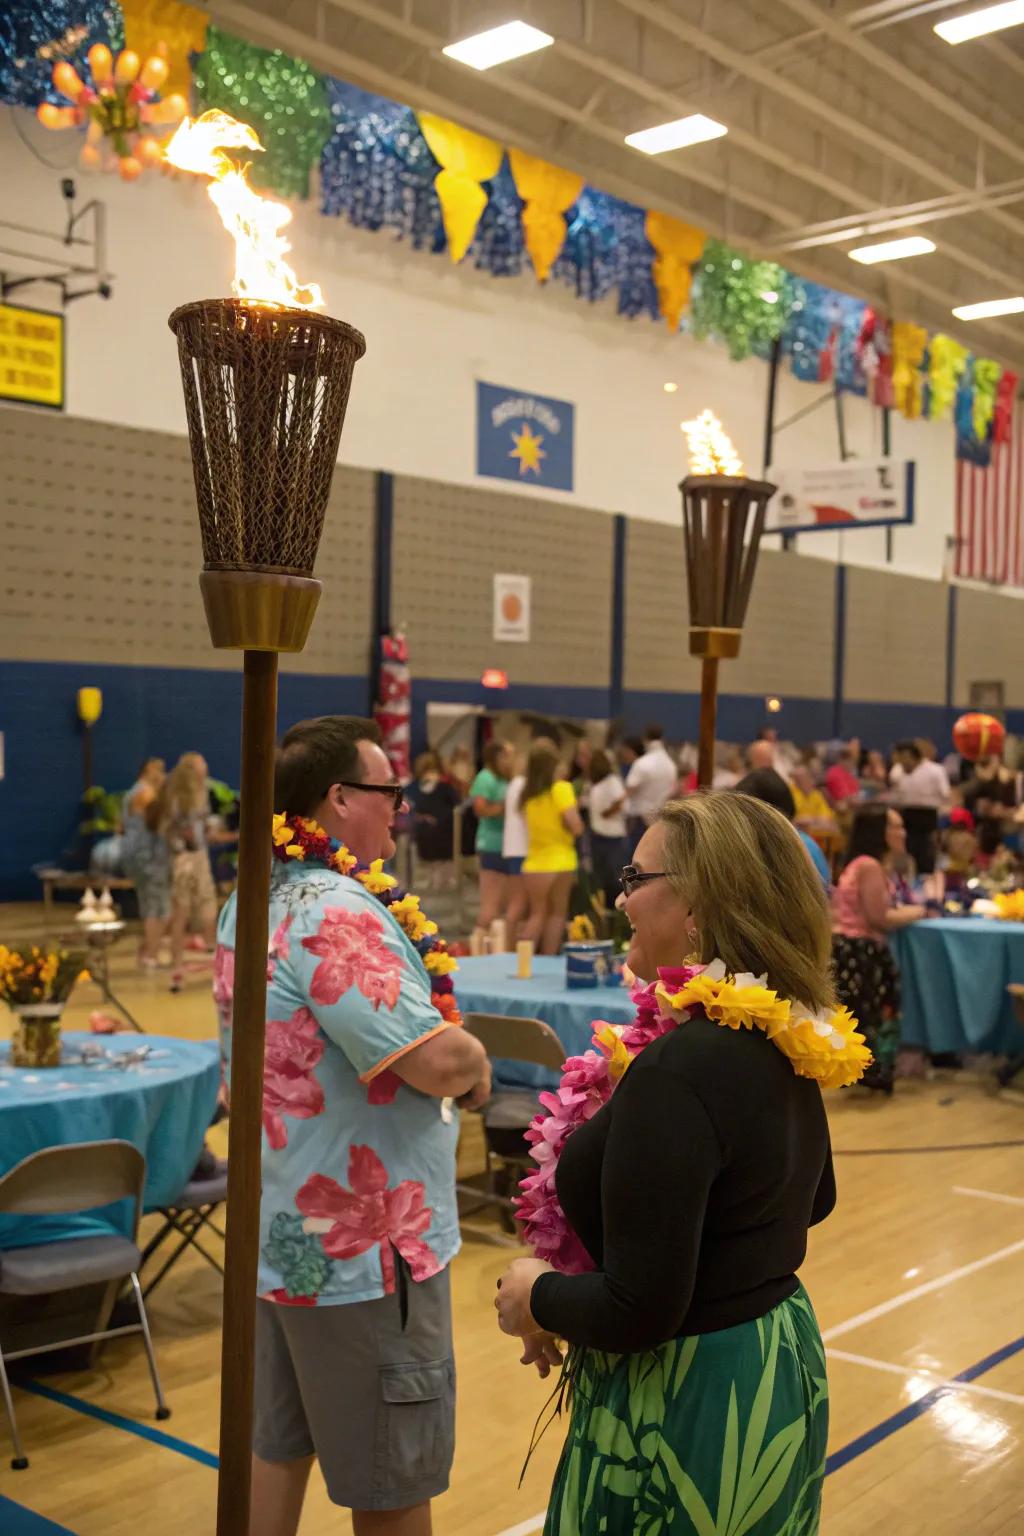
[
  {"left": 891, "top": 917, "right": 1024, "bottom": 1054},
  {"left": 0, "top": 1033, "right": 221, "bottom": 1249},
  {"left": 454, "top": 954, "right": 634, "bottom": 1090}
]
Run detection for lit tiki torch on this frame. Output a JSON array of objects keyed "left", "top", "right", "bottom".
[
  {"left": 164, "top": 111, "right": 365, "bottom": 1536},
  {"left": 680, "top": 411, "right": 776, "bottom": 790}
]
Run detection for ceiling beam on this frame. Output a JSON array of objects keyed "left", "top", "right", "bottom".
[
  {"left": 552, "top": 36, "right": 877, "bottom": 216},
  {"left": 775, "top": 0, "right": 1024, "bottom": 174},
  {"left": 204, "top": 0, "right": 770, "bottom": 230},
  {"left": 309, "top": 0, "right": 805, "bottom": 224},
  {"left": 317, "top": 0, "right": 1024, "bottom": 302},
  {"left": 613, "top": 0, "right": 1024, "bottom": 253},
  {"left": 553, "top": 29, "right": 1024, "bottom": 303},
  {"left": 203, "top": 0, "right": 1023, "bottom": 365}
]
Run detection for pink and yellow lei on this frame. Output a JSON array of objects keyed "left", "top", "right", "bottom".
[{"left": 516, "top": 961, "right": 871, "bottom": 1275}]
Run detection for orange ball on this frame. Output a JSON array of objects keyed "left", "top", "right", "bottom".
[
  {"left": 952, "top": 712, "right": 1006, "bottom": 762},
  {"left": 118, "top": 154, "right": 143, "bottom": 182},
  {"left": 79, "top": 142, "right": 102, "bottom": 170}
]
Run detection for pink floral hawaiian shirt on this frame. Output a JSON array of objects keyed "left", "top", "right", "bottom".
[{"left": 215, "top": 860, "right": 460, "bottom": 1306}]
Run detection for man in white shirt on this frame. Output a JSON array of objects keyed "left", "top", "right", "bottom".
[
  {"left": 890, "top": 739, "right": 950, "bottom": 874},
  {"left": 624, "top": 726, "right": 679, "bottom": 846}
]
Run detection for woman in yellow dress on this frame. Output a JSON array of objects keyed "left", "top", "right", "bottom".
[{"left": 519, "top": 742, "right": 585, "bottom": 955}]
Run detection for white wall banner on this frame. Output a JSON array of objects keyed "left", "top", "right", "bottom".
[
  {"left": 766, "top": 459, "right": 916, "bottom": 534},
  {"left": 493, "top": 573, "right": 531, "bottom": 642}
]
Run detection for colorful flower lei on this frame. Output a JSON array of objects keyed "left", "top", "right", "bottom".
[
  {"left": 271, "top": 813, "right": 461, "bottom": 1026},
  {"left": 516, "top": 960, "right": 871, "bottom": 1275}
]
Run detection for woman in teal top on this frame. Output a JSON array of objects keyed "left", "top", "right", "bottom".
[{"left": 470, "top": 739, "right": 516, "bottom": 947}]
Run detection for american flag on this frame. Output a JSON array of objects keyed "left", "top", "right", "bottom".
[{"left": 955, "top": 400, "right": 1024, "bottom": 584}]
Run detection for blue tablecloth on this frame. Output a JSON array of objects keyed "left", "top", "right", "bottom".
[
  {"left": 454, "top": 954, "right": 635, "bottom": 1090},
  {"left": 0, "top": 1032, "right": 220, "bottom": 1249},
  {"left": 891, "top": 918, "right": 1024, "bottom": 1053}
]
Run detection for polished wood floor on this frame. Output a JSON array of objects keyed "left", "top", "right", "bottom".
[{"left": 3, "top": 903, "right": 1024, "bottom": 1534}]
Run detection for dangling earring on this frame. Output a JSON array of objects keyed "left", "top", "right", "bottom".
[{"left": 685, "top": 927, "right": 701, "bottom": 965}]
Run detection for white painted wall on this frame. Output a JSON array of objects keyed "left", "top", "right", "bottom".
[{"left": 2, "top": 109, "right": 954, "bottom": 579}]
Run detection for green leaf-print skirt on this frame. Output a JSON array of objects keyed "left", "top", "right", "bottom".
[{"left": 545, "top": 1285, "right": 828, "bottom": 1536}]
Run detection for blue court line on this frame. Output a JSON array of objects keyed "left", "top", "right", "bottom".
[
  {"left": 825, "top": 1331, "right": 1024, "bottom": 1476},
  {"left": 18, "top": 1330, "right": 1024, "bottom": 1492},
  {"left": 18, "top": 1379, "right": 218, "bottom": 1467},
  {"left": 0, "top": 1495, "right": 76, "bottom": 1535}
]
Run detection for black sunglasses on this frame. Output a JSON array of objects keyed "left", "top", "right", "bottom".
[
  {"left": 620, "top": 865, "right": 668, "bottom": 897},
  {"left": 328, "top": 780, "right": 405, "bottom": 812}
]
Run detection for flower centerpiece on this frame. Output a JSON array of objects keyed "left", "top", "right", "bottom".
[
  {"left": 516, "top": 960, "right": 871, "bottom": 1273},
  {"left": 0, "top": 944, "right": 85, "bottom": 1068},
  {"left": 993, "top": 889, "right": 1024, "bottom": 922}
]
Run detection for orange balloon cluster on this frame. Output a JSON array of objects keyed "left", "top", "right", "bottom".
[{"left": 36, "top": 42, "right": 187, "bottom": 182}]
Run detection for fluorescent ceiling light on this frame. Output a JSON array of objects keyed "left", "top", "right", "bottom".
[
  {"left": 952, "top": 296, "right": 1024, "bottom": 320},
  {"left": 848, "top": 235, "right": 936, "bottom": 264},
  {"left": 935, "top": 2, "right": 1024, "bottom": 44},
  {"left": 442, "top": 20, "right": 553, "bottom": 70},
  {"left": 625, "top": 114, "right": 728, "bottom": 154}
]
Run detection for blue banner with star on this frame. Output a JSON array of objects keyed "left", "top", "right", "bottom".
[{"left": 476, "top": 380, "right": 575, "bottom": 493}]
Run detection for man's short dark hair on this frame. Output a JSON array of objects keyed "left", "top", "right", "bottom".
[
  {"left": 734, "top": 767, "right": 797, "bottom": 821},
  {"left": 275, "top": 716, "right": 383, "bottom": 817},
  {"left": 895, "top": 739, "right": 922, "bottom": 764},
  {"left": 644, "top": 724, "right": 664, "bottom": 742}
]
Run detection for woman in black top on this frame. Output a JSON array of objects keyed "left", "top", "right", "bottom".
[{"left": 496, "top": 793, "right": 839, "bottom": 1536}]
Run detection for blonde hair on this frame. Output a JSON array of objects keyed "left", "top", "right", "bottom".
[
  {"left": 658, "top": 792, "right": 834, "bottom": 1012},
  {"left": 152, "top": 752, "right": 208, "bottom": 829}
]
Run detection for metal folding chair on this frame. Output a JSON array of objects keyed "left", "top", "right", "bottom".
[
  {"left": 0, "top": 1139, "right": 170, "bottom": 1470},
  {"left": 456, "top": 1012, "right": 566, "bottom": 1247},
  {"left": 139, "top": 1158, "right": 227, "bottom": 1298}
]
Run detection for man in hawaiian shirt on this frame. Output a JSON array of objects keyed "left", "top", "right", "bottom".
[{"left": 216, "top": 716, "right": 490, "bottom": 1536}]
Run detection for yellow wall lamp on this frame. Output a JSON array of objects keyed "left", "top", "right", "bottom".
[{"left": 77, "top": 686, "right": 103, "bottom": 791}]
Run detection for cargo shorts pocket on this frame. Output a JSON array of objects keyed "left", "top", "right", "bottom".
[{"left": 376, "top": 1360, "right": 455, "bottom": 1494}]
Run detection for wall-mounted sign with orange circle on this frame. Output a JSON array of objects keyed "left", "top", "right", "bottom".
[{"left": 493, "top": 574, "right": 531, "bottom": 643}]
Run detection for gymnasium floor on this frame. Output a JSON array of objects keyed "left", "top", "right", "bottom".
[{"left": 2, "top": 917, "right": 1023, "bottom": 1535}]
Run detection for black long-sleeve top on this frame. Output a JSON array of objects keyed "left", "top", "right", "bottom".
[{"left": 530, "top": 1014, "right": 835, "bottom": 1353}]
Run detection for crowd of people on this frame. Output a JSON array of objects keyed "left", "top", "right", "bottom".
[
  {"left": 401, "top": 721, "right": 1023, "bottom": 1096},
  {"left": 110, "top": 722, "right": 1022, "bottom": 1079}
]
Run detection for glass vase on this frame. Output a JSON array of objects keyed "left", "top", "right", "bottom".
[{"left": 10, "top": 1004, "right": 63, "bottom": 1068}]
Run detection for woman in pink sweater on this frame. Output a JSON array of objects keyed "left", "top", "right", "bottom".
[{"left": 832, "top": 805, "right": 925, "bottom": 1093}]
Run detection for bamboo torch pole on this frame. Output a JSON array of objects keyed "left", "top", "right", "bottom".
[
  {"left": 697, "top": 656, "right": 719, "bottom": 791},
  {"left": 216, "top": 649, "right": 277, "bottom": 1533}
]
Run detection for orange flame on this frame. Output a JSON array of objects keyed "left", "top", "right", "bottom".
[
  {"left": 681, "top": 409, "right": 744, "bottom": 476},
  {"left": 164, "top": 109, "right": 324, "bottom": 310}
]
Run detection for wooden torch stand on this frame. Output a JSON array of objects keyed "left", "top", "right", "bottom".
[
  {"left": 680, "top": 474, "right": 776, "bottom": 791},
  {"left": 201, "top": 571, "right": 320, "bottom": 1536},
  {"left": 169, "top": 295, "right": 365, "bottom": 1536}
]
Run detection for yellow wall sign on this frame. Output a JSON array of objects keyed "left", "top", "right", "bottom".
[{"left": 0, "top": 303, "right": 64, "bottom": 410}]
